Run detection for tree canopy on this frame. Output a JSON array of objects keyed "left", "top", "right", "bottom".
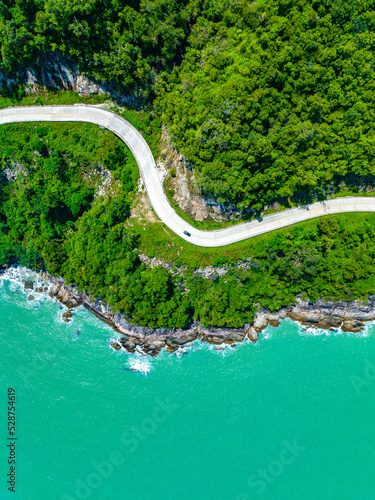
[
  {"left": 2, "top": 117, "right": 375, "bottom": 329},
  {"left": 2, "top": 1, "right": 375, "bottom": 208},
  {"left": 156, "top": 0, "right": 375, "bottom": 209},
  {"left": 2, "top": 1, "right": 375, "bottom": 329},
  {"left": 0, "top": 0, "right": 194, "bottom": 97}
]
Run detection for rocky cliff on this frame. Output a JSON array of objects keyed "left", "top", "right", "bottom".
[
  {"left": 158, "top": 127, "right": 252, "bottom": 222},
  {"left": 0, "top": 52, "right": 138, "bottom": 105}
]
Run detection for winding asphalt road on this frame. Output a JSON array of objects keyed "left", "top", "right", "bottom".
[{"left": 1, "top": 104, "right": 374, "bottom": 248}]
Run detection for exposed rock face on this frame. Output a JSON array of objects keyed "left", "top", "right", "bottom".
[
  {"left": 194, "top": 266, "right": 228, "bottom": 281},
  {"left": 245, "top": 325, "right": 258, "bottom": 342},
  {"left": 288, "top": 298, "right": 375, "bottom": 331},
  {"left": 253, "top": 313, "right": 269, "bottom": 332},
  {"left": 37, "top": 271, "right": 375, "bottom": 356},
  {"left": 138, "top": 253, "right": 186, "bottom": 277},
  {"left": 264, "top": 201, "right": 281, "bottom": 212},
  {"left": 24, "top": 280, "right": 34, "bottom": 290},
  {"left": 201, "top": 327, "right": 246, "bottom": 344},
  {"left": 0, "top": 52, "right": 138, "bottom": 105},
  {"left": 2, "top": 161, "right": 28, "bottom": 183},
  {"left": 111, "top": 315, "right": 248, "bottom": 354},
  {"left": 250, "top": 297, "right": 375, "bottom": 335},
  {"left": 138, "top": 253, "right": 253, "bottom": 282},
  {"left": 42, "top": 273, "right": 250, "bottom": 355},
  {"left": 94, "top": 166, "right": 116, "bottom": 199},
  {"left": 62, "top": 311, "right": 73, "bottom": 322},
  {"left": 158, "top": 127, "right": 249, "bottom": 222}
]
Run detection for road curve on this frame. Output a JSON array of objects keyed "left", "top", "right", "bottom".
[{"left": 1, "top": 104, "right": 375, "bottom": 247}]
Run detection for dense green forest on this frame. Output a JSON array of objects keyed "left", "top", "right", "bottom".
[
  {"left": 0, "top": 0, "right": 195, "bottom": 98},
  {"left": 2, "top": 1, "right": 375, "bottom": 329},
  {"left": 0, "top": 114, "right": 375, "bottom": 327},
  {"left": 1, "top": 117, "right": 375, "bottom": 329},
  {"left": 0, "top": 116, "right": 192, "bottom": 327},
  {"left": 2, "top": 0, "right": 375, "bottom": 208},
  {"left": 157, "top": 0, "right": 375, "bottom": 209}
]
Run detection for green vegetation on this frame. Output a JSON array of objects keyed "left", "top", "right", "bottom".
[
  {"left": 0, "top": 88, "right": 109, "bottom": 108},
  {"left": 0, "top": 0, "right": 194, "bottom": 98},
  {"left": 1, "top": 111, "right": 375, "bottom": 329},
  {"left": 2, "top": 1, "right": 375, "bottom": 209},
  {"left": 0, "top": 113, "right": 193, "bottom": 329},
  {"left": 2, "top": 1, "right": 375, "bottom": 329},
  {"left": 156, "top": 0, "right": 375, "bottom": 210}
]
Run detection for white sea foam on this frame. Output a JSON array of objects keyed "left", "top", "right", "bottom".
[
  {"left": 0, "top": 265, "right": 49, "bottom": 300},
  {"left": 207, "top": 342, "right": 228, "bottom": 355},
  {"left": 108, "top": 333, "right": 123, "bottom": 345},
  {"left": 174, "top": 345, "right": 193, "bottom": 358},
  {"left": 0, "top": 266, "right": 50, "bottom": 311},
  {"left": 0, "top": 265, "right": 77, "bottom": 326},
  {"left": 0, "top": 265, "right": 39, "bottom": 285},
  {"left": 298, "top": 322, "right": 372, "bottom": 338},
  {"left": 128, "top": 355, "right": 151, "bottom": 375},
  {"left": 260, "top": 327, "right": 275, "bottom": 341}
]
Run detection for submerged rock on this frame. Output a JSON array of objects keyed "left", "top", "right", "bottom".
[
  {"left": 215, "top": 345, "right": 226, "bottom": 351},
  {"left": 27, "top": 294, "right": 35, "bottom": 301},
  {"left": 24, "top": 280, "right": 34, "bottom": 290},
  {"left": 62, "top": 311, "right": 73, "bottom": 322},
  {"left": 110, "top": 342, "right": 122, "bottom": 351},
  {"left": 341, "top": 320, "right": 365, "bottom": 333}
]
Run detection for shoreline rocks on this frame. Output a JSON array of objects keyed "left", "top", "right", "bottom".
[
  {"left": 8, "top": 270, "right": 375, "bottom": 356},
  {"left": 287, "top": 297, "right": 375, "bottom": 331},
  {"left": 24, "top": 280, "right": 34, "bottom": 290},
  {"left": 42, "top": 273, "right": 255, "bottom": 355}
]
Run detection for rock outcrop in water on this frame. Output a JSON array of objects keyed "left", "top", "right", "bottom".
[
  {"left": 287, "top": 298, "right": 371, "bottom": 333},
  {"left": 35, "top": 271, "right": 375, "bottom": 356},
  {"left": 41, "top": 273, "right": 253, "bottom": 355},
  {"left": 251, "top": 297, "right": 374, "bottom": 336}
]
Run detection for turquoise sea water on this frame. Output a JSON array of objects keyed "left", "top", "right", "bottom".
[{"left": 1, "top": 268, "right": 375, "bottom": 500}]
